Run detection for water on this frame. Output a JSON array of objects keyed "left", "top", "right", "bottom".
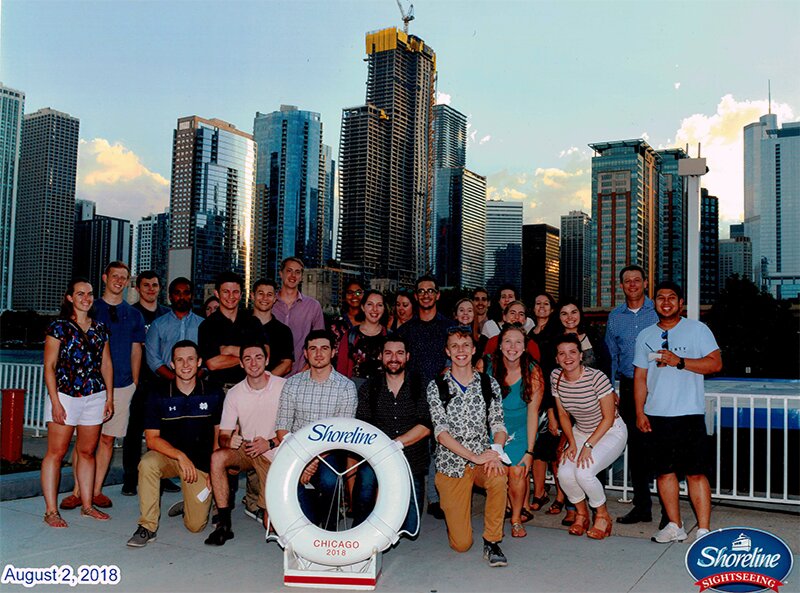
[{"left": 0, "top": 349, "right": 43, "bottom": 365}]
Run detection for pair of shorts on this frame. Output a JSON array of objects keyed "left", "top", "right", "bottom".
[
  {"left": 532, "top": 430, "right": 561, "bottom": 462},
  {"left": 101, "top": 382, "right": 136, "bottom": 437},
  {"left": 45, "top": 391, "right": 106, "bottom": 426},
  {"left": 648, "top": 414, "right": 712, "bottom": 478}
]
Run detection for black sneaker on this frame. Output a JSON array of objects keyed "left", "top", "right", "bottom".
[
  {"left": 204, "top": 525, "right": 234, "bottom": 546},
  {"left": 427, "top": 502, "right": 445, "bottom": 520},
  {"left": 483, "top": 540, "right": 508, "bottom": 567},
  {"left": 167, "top": 501, "right": 184, "bottom": 518},
  {"left": 616, "top": 509, "right": 653, "bottom": 524},
  {"left": 127, "top": 525, "right": 157, "bottom": 547},
  {"left": 120, "top": 484, "right": 137, "bottom": 497}
]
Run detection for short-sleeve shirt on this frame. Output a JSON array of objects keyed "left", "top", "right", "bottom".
[
  {"left": 93, "top": 299, "right": 146, "bottom": 387},
  {"left": 144, "top": 380, "right": 224, "bottom": 473},
  {"left": 396, "top": 313, "right": 456, "bottom": 384},
  {"left": 336, "top": 326, "right": 387, "bottom": 380},
  {"left": 551, "top": 366, "right": 614, "bottom": 434},
  {"left": 198, "top": 310, "right": 262, "bottom": 385},
  {"left": 219, "top": 373, "right": 286, "bottom": 461},
  {"left": 46, "top": 319, "right": 110, "bottom": 397},
  {"left": 253, "top": 316, "right": 295, "bottom": 373},
  {"left": 275, "top": 368, "right": 357, "bottom": 433},
  {"left": 633, "top": 318, "right": 719, "bottom": 417}
]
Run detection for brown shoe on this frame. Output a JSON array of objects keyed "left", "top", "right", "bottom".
[
  {"left": 59, "top": 495, "right": 81, "bottom": 510},
  {"left": 80, "top": 506, "right": 110, "bottom": 521},
  {"left": 92, "top": 493, "right": 113, "bottom": 508}
]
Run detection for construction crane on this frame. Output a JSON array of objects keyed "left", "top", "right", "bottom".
[{"left": 395, "top": 0, "right": 415, "bottom": 34}]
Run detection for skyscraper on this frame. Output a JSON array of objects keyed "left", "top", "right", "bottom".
[
  {"left": 589, "top": 140, "right": 660, "bottom": 308},
  {"left": 700, "top": 189, "right": 719, "bottom": 304},
  {"left": 13, "top": 108, "right": 79, "bottom": 313},
  {"left": 522, "top": 224, "right": 560, "bottom": 304},
  {"left": 485, "top": 200, "right": 522, "bottom": 295},
  {"left": 743, "top": 114, "right": 800, "bottom": 299},
  {"left": 560, "top": 210, "right": 591, "bottom": 307},
  {"left": 433, "top": 104, "right": 467, "bottom": 169},
  {"left": 135, "top": 211, "right": 170, "bottom": 283},
  {"left": 719, "top": 234, "right": 752, "bottom": 291},
  {"left": 253, "top": 106, "right": 333, "bottom": 279},
  {"left": 73, "top": 209, "right": 132, "bottom": 294},
  {"left": 657, "top": 148, "right": 689, "bottom": 288},
  {"left": 339, "top": 27, "right": 436, "bottom": 281},
  {"left": 0, "top": 83, "right": 24, "bottom": 312},
  {"left": 168, "top": 116, "right": 256, "bottom": 305}
]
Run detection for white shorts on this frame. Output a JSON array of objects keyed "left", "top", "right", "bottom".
[
  {"left": 45, "top": 391, "right": 106, "bottom": 427},
  {"left": 101, "top": 382, "right": 136, "bottom": 437}
]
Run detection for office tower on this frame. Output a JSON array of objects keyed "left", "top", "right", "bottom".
[
  {"left": 719, "top": 235, "right": 753, "bottom": 290},
  {"left": 73, "top": 212, "right": 132, "bottom": 293},
  {"left": 135, "top": 211, "right": 170, "bottom": 283},
  {"left": 339, "top": 27, "right": 436, "bottom": 281},
  {"left": 0, "top": 83, "right": 24, "bottom": 312},
  {"left": 433, "top": 103, "right": 467, "bottom": 169},
  {"left": 657, "top": 148, "right": 689, "bottom": 287},
  {"left": 168, "top": 116, "right": 256, "bottom": 305},
  {"left": 729, "top": 223, "right": 745, "bottom": 239},
  {"left": 744, "top": 114, "right": 800, "bottom": 299},
  {"left": 434, "top": 167, "right": 486, "bottom": 288},
  {"left": 560, "top": 210, "right": 591, "bottom": 307},
  {"left": 75, "top": 199, "right": 96, "bottom": 221},
  {"left": 522, "top": 224, "right": 560, "bottom": 304},
  {"left": 321, "top": 144, "right": 335, "bottom": 264},
  {"left": 253, "top": 106, "right": 332, "bottom": 279},
  {"left": 589, "top": 140, "right": 660, "bottom": 308},
  {"left": 700, "top": 189, "right": 719, "bottom": 304},
  {"left": 485, "top": 200, "right": 522, "bottom": 295},
  {"left": 13, "top": 108, "right": 79, "bottom": 313}
]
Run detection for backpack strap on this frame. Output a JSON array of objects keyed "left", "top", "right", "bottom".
[{"left": 435, "top": 376, "right": 451, "bottom": 410}]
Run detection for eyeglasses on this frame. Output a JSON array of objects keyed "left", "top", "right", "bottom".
[
  {"left": 661, "top": 330, "right": 669, "bottom": 350},
  {"left": 447, "top": 324, "right": 473, "bottom": 335},
  {"left": 346, "top": 290, "right": 363, "bottom": 296},
  {"left": 108, "top": 305, "right": 118, "bottom": 323},
  {"left": 416, "top": 288, "right": 439, "bottom": 296},
  {"left": 472, "top": 296, "right": 488, "bottom": 302}
]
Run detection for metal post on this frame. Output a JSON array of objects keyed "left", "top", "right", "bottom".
[{"left": 678, "top": 157, "right": 707, "bottom": 320}]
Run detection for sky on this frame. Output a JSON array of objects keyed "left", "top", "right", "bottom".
[{"left": 3, "top": 0, "right": 799, "bottom": 238}]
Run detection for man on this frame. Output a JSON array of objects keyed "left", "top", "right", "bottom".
[
  {"left": 605, "top": 265, "right": 660, "bottom": 525},
  {"left": 471, "top": 287, "right": 491, "bottom": 331},
  {"left": 427, "top": 327, "right": 509, "bottom": 567},
  {"left": 61, "top": 261, "right": 145, "bottom": 510},
  {"left": 122, "top": 271, "right": 175, "bottom": 496},
  {"left": 634, "top": 281, "right": 722, "bottom": 543},
  {"left": 250, "top": 278, "right": 294, "bottom": 377},
  {"left": 204, "top": 343, "right": 286, "bottom": 545},
  {"left": 127, "top": 340, "right": 224, "bottom": 546},
  {"left": 397, "top": 275, "right": 455, "bottom": 519},
  {"left": 272, "top": 257, "right": 325, "bottom": 376},
  {"left": 275, "top": 329, "right": 357, "bottom": 529},
  {"left": 352, "top": 336, "right": 431, "bottom": 535}
]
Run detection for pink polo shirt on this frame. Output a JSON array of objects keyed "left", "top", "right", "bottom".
[{"left": 220, "top": 373, "right": 286, "bottom": 461}]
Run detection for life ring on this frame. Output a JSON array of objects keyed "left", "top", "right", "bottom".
[{"left": 266, "top": 417, "right": 411, "bottom": 566}]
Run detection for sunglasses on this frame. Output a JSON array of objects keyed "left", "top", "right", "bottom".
[{"left": 661, "top": 330, "right": 669, "bottom": 350}]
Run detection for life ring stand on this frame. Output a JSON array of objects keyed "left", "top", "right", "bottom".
[{"left": 266, "top": 417, "right": 411, "bottom": 567}]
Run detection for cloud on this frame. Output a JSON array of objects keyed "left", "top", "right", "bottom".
[
  {"left": 77, "top": 139, "right": 170, "bottom": 222},
  {"left": 436, "top": 91, "right": 451, "bottom": 106},
  {"left": 479, "top": 134, "right": 491, "bottom": 145},
  {"left": 671, "top": 94, "right": 795, "bottom": 222},
  {"left": 674, "top": 82, "right": 681, "bottom": 90}
]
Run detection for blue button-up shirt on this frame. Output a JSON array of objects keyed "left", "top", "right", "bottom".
[
  {"left": 605, "top": 297, "right": 659, "bottom": 380},
  {"left": 146, "top": 310, "right": 204, "bottom": 373}
]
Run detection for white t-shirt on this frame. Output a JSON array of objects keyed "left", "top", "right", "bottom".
[
  {"left": 220, "top": 373, "right": 286, "bottom": 461},
  {"left": 481, "top": 317, "right": 535, "bottom": 339}
]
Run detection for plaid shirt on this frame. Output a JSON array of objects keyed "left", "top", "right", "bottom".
[{"left": 276, "top": 368, "right": 357, "bottom": 433}]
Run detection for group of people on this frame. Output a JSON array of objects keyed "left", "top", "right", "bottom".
[{"left": 40, "top": 257, "right": 722, "bottom": 566}]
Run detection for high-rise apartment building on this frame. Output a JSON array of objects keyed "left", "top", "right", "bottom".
[
  {"left": 744, "top": 114, "right": 800, "bottom": 299},
  {"left": 700, "top": 189, "right": 719, "bottom": 304},
  {"left": 657, "top": 148, "right": 689, "bottom": 288},
  {"left": 75, "top": 199, "right": 96, "bottom": 222},
  {"left": 321, "top": 144, "right": 335, "bottom": 264},
  {"left": 522, "top": 224, "right": 560, "bottom": 304},
  {"left": 135, "top": 211, "right": 170, "bottom": 283},
  {"left": 589, "top": 140, "right": 660, "bottom": 308},
  {"left": 719, "top": 235, "right": 753, "bottom": 291},
  {"left": 73, "top": 210, "right": 132, "bottom": 294},
  {"left": 13, "top": 108, "right": 79, "bottom": 313},
  {"left": 485, "top": 200, "right": 522, "bottom": 295},
  {"left": 339, "top": 27, "right": 436, "bottom": 281},
  {"left": 433, "top": 104, "right": 467, "bottom": 169},
  {"left": 253, "top": 106, "right": 333, "bottom": 279},
  {"left": 0, "top": 83, "right": 24, "bottom": 312},
  {"left": 560, "top": 210, "right": 591, "bottom": 307},
  {"left": 168, "top": 116, "right": 256, "bottom": 305}
]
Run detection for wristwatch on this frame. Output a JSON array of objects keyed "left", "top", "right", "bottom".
[
  {"left": 583, "top": 442, "right": 594, "bottom": 449},
  {"left": 268, "top": 438, "right": 276, "bottom": 450},
  {"left": 677, "top": 357, "right": 686, "bottom": 370}
]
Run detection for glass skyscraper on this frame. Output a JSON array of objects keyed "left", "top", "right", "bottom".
[
  {"left": 485, "top": 200, "right": 523, "bottom": 295},
  {"left": 135, "top": 211, "right": 170, "bottom": 287},
  {"left": 0, "top": 83, "right": 24, "bottom": 312},
  {"left": 657, "top": 148, "right": 689, "bottom": 289},
  {"left": 560, "top": 210, "right": 591, "bottom": 307},
  {"left": 522, "top": 224, "right": 560, "bottom": 303},
  {"left": 168, "top": 116, "right": 256, "bottom": 305}
]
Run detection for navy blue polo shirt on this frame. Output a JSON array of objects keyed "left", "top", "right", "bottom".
[{"left": 144, "top": 380, "right": 224, "bottom": 473}]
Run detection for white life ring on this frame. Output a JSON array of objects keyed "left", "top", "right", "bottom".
[{"left": 266, "top": 417, "right": 411, "bottom": 566}]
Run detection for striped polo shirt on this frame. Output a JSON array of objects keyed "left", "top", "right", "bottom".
[{"left": 550, "top": 366, "right": 614, "bottom": 434}]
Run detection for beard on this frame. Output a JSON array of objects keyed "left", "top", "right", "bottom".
[{"left": 383, "top": 364, "right": 406, "bottom": 376}]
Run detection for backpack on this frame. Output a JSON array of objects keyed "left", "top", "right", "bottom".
[{"left": 434, "top": 372, "right": 496, "bottom": 434}]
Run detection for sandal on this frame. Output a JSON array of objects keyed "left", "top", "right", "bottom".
[
  {"left": 80, "top": 506, "right": 110, "bottom": 521},
  {"left": 511, "top": 522, "right": 527, "bottom": 538},
  {"left": 44, "top": 510, "right": 68, "bottom": 528},
  {"left": 530, "top": 495, "right": 549, "bottom": 512},
  {"left": 587, "top": 515, "right": 613, "bottom": 540},
  {"left": 562, "top": 509, "right": 577, "bottom": 527},
  {"left": 520, "top": 508, "right": 534, "bottom": 523},
  {"left": 546, "top": 499, "right": 564, "bottom": 515},
  {"left": 568, "top": 514, "right": 589, "bottom": 536}
]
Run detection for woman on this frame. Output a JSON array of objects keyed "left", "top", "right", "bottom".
[
  {"left": 336, "top": 290, "right": 388, "bottom": 388},
  {"left": 552, "top": 334, "right": 627, "bottom": 539},
  {"left": 479, "top": 301, "right": 540, "bottom": 366},
  {"left": 481, "top": 284, "right": 519, "bottom": 339},
  {"left": 388, "top": 289, "right": 415, "bottom": 331},
  {"left": 41, "top": 278, "right": 114, "bottom": 527},
  {"left": 488, "top": 324, "right": 543, "bottom": 537},
  {"left": 203, "top": 295, "right": 220, "bottom": 318},
  {"left": 556, "top": 297, "right": 611, "bottom": 378},
  {"left": 330, "top": 279, "right": 365, "bottom": 348}
]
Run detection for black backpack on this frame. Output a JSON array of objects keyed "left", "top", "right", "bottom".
[{"left": 434, "top": 372, "right": 496, "bottom": 434}]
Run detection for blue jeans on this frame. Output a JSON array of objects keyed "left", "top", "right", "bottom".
[
  {"left": 297, "top": 452, "right": 345, "bottom": 530},
  {"left": 352, "top": 464, "right": 425, "bottom": 536}
]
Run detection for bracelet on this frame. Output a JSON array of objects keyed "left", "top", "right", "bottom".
[
  {"left": 584, "top": 442, "right": 594, "bottom": 449},
  {"left": 525, "top": 450, "right": 534, "bottom": 456}
]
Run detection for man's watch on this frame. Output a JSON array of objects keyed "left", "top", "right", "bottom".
[
  {"left": 677, "top": 357, "right": 686, "bottom": 370},
  {"left": 583, "top": 442, "right": 594, "bottom": 449},
  {"left": 268, "top": 438, "right": 276, "bottom": 450}
]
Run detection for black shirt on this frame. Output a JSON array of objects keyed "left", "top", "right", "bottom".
[
  {"left": 253, "top": 315, "right": 295, "bottom": 373},
  {"left": 133, "top": 302, "right": 170, "bottom": 385},
  {"left": 198, "top": 309, "right": 262, "bottom": 385},
  {"left": 356, "top": 374, "right": 431, "bottom": 475},
  {"left": 396, "top": 313, "right": 457, "bottom": 383},
  {"left": 144, "top": 380, "right": 224, "bottom": 473}
]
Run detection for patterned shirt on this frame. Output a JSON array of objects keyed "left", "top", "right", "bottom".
[
  {"left": 605, "top": 298, "right": 659, "bottom": 380},
  {"left": 46, "top": 319, "right": 110, "bottom": 398},
  {"left": 551, "top": 366, "right": 614, "bottom": 434},
  {"left": 275, "top": 368, "right": 358, "bottom": 433},
  {"left": 427, "top": 370, "right": 506, "bottom": 478}
]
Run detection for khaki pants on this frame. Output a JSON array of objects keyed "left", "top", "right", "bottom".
[
  {"left": 138, "top": 451, "right": 212, "bottom": 533},
  {"left": 229, "top": 448, "right": 271, "bottom": 511},
  {"left": 435, "top": 465, "right": 508, "bottom": 552}
]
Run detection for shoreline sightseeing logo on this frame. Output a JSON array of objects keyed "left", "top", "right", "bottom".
[{"left": 685, "top": 527, "right": 794, "bottom": 592}]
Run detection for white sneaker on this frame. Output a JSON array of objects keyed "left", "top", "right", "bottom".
[
  {"left": 651, "top": 521, "right": 688, "bottom": 543},
  {"left": 696, "top": 528, "right": 710, "bottom": 539}
]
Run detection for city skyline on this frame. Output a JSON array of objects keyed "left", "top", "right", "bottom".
[{"left": 3, "top": 1, "right": 798, "bottom": 238}]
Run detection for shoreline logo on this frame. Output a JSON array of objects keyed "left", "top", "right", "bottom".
[
  {"left": 308, "top": 423, "right": 378, "bottom": 445},
  {"left": 685, "top": 527, "right": 793, "bottom": 592}
]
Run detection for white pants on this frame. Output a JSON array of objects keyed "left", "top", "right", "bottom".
[{"left": 560, "top": 417, "right": 627, "bottom": 508}]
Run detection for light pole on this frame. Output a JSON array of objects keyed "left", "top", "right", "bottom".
[{"left": 678, "top": 154, "right": 708, "bottom": 320}]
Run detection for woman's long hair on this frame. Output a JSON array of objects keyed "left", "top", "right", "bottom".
[
  {"left": 490, "top": 324, "right": 543, "bottom": 404},
  {"left": 59, "top": 277, "right": 95, "bottom": 321},
  {"left": 533, "top": 292, "right": 557, "bottom": 331},
  {"left": 556, "top": 296, "right": 588, "bottom": 334}
]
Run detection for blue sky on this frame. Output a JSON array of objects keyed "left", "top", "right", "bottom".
[{"left": 3, "top": 0, "right": 799, "bottom": 235}]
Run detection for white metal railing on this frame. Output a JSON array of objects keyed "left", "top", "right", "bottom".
[{"left": 0, "top": 362, "right": 47, "bottom": 436}]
